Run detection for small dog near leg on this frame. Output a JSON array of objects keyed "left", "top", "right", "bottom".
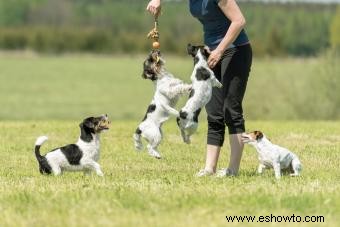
[{"left": 242, "top": 130, "right": 302, "bottom": 180}]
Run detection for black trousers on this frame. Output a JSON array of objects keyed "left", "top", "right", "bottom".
[{"left": 206, "top": 44, "right": 252, "bottom": 146}]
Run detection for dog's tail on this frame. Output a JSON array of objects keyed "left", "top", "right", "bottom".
[
  {"left": 133, "top": 128, "right": 143, "bottom": 151},
  {"left": 35, "top": 136, "right": 48, "bottom": 159},
  {"left": 34, "top": 136, "right": 52, "bottom": 174}
]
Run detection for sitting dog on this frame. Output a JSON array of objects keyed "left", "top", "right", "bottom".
[
  {"left": 242, "top": 131, "right": 302, "bottom": 179},
  {"left": 134, "top": 49, "right": 192, "bottom": 159},
  {"left": 34, "top": 114, "right": 110, "bottom": 176},
  {"left": 176, "top": 44, "right": 222, "bottom": 144}
]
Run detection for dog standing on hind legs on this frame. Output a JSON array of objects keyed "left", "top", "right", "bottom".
[
  {"left": 176, "top": 44, "right": 222, "bottom": 144},
  {"left": 34, "top": 115, "right": 110, "bottom": 176},
  {"left": 242, "top": 130, "right": 302, "bottom": 179},
  {"left": 133, "top": 49, "right": 192, "bottom": 159}
]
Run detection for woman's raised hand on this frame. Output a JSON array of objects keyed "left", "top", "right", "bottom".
[{"left": 146, "top": 0, "right": 162, "bottom": 18}]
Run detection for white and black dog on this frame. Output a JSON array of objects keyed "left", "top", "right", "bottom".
[
  {"left": 34, "top": 115, "right": 110, "bottom": 176},
  {"left": 134, "top": 49, "right": 192, "bottom": 159},
  {"left": 176, "top": 44, "right": 222, "bottom": 144},
  {"left": 242, "top": 131, "right": 302, "bottom": 179}
]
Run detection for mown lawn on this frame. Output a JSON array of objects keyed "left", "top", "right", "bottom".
[{"left": 0, "top": 120, "right": 339, "bottom": 226}]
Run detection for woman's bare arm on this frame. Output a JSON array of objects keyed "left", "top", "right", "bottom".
[{"left": 208, "top": 0, "right": 246, "bottom": 68}]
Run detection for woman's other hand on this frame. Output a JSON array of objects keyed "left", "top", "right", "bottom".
[{"left": 208, "top": 48, "right": 223, "bottom": 68}]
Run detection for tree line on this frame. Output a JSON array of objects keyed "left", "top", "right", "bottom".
[{"left": 0, "top": 0, "right": 339, "bottom": 56}]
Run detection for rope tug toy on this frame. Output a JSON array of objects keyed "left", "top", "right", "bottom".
[{"left": 147, "top": 18, "right": 160, "bottom": 49}]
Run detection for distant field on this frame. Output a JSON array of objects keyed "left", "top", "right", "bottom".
[
  {"left": 0, "top": 53, "right": 333, "bottom": 121},
  {"left": 0, "top": 120, "right": 339, "bottom": 226}
]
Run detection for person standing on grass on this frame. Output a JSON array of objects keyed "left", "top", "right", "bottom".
[{"left": 146, "top": 0, "right": 252, "bottom": 177}]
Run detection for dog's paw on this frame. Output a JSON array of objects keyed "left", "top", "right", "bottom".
[
  {"left": 134, "top": 143, "right": 144, "bottom": 151},
  {"left": 149, "top": 150, "right": 162, "bottom": 159},
  {"left": 173, "top": 110, "right": 180, "bottom": 118},
  {"left": 96, "top": 171, "right": 104, "bottom": 177},
  {"left": 183, "top": 137, "right": 191, "bottom": 144},
  {"left": 185, "top": 84, "right": 193, "bottom": 92},
  {"left": 275, "top": 176, "right": 281, "bottom": 180},
  {"left": 211, "top": 78, "right": 223, "bottom": 88}
]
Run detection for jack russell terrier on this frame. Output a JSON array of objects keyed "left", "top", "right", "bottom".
[
  {"left": 242, "top": 131, "right": 302, "bottom": 179},
  {"left": 134, "top": 49, "right": 191, "bottom": 159},
  {"left": 34, "top": 115, "right": 110, "bottom": 176},
  {"left": 176, "top": 44, "right": 222, "bottom": 144}
]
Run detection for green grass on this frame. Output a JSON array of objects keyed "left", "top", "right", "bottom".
[{"left": 0, "top": 120, "right": 339, "bottom": 226}]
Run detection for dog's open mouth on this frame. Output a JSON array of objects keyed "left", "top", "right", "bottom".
[
  {"left": 151, "top": 50, "right": 160, "bottom": 60},
  {"left": 151, "top": 50, "right": 163, "bottom": 66},
  {"left": 96, "top": 119, "right": 111, "bottom": 131},
  {"left": 241, "top": 134, "right": 252, "bottom": 143}
]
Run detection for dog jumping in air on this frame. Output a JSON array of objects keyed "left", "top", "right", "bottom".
[
  {"left": 133, "top": 49, "right": 192, "bottom": 159},
  {"left": 176, "top": 44, "right": 222, "bottom": 144}
]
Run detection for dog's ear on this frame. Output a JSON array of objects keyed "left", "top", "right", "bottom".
[
  {"left": 202, "top": 46, "right": 211, "bottom": 58},
  {"left": 81, "top": 117, "right": 95, "bottom": 129},
  {"left": 254, "top": 131, "right": 263, "bottom": 140},
  {"left": 142, "top": 55, "right": 157, "bottom": 80},
  {"left": 187, "top": 43, "right": 198, "bottom": 57}
]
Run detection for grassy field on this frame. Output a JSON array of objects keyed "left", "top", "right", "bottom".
[
  {"left": 0, "top": 53, "right": 339, "bottom": 226},
  {"left": 0, "top": 52, "right": 337, "bottom": 120},
  {"left": 0, "top": 120, "right": 339, "bottom": 226}
]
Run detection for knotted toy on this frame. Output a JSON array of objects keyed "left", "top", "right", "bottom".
[{"left": 147, "top": 18, "right": 160, "bottom": 49}]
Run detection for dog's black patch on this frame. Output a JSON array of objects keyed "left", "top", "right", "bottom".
[
  {"left": 195, "top": 67, "right": 211, "bottom": 81},
  {"left": 194, "top": 56, "right": 199, "bottom": 65},
  {"left": 35, "top": 145, "right": 52, "bottom": 175},
  {"left": 79, "top": 123, "right": 94, "bottom": 142},
  {"left": 200, "top": 48, "right": 210, "bottom": 60},
  {"left": 142, "top": 67, "right": 157, "bottom": 81},
  {"left": 142, "top": 104, "right": 156, "bottom": 121},
  {"left": 193, "top": 108, "right": 202, "bottom": 123},
  {"left": 60, "top": 144, "right": 83, "bottom": 165},
  {"left": 159, "top": 126, "right": 163, "bottom": 136},
  {"left": 189, "top": 89, "right": 195, "bottom": 98},
  {"left": 135, "top": 127, "right": 142, "bottom": 135},
  {"left": 179, "top": 110, "right": 188, "bottom": 120},
  {"left": 176, "top": 117, "right": 180, "bottom": 126}
]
